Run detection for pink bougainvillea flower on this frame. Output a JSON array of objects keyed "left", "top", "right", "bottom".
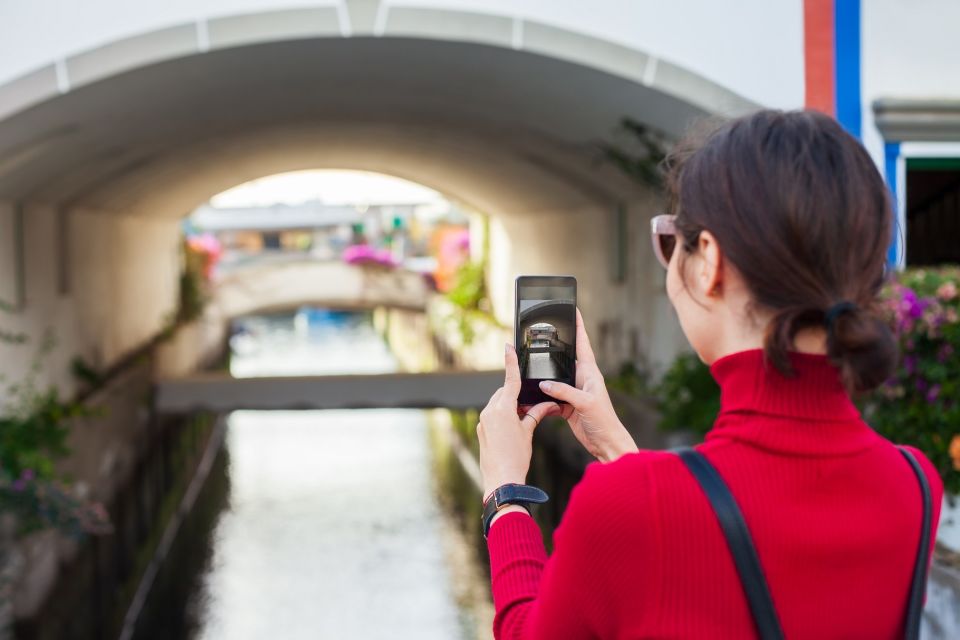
[
  {"left": 903, "top": 354, "right": 918, "bottom": 375},
  {"left": 342, "top": 244, "right": 398, "bottom": 267},
  {"left": 936, "top": 281, "right": 958, "bottom": 301},
  {"left": 938, "top": 343, "right": 955, "bottom": 363}
]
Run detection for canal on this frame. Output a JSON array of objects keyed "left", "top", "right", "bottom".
[{"left": 130, "top": 308, "right": 492, "bottom": 640}]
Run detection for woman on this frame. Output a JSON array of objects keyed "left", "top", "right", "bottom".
[{"left": 476, "top": 110, "right": 944, "bottom": 638}]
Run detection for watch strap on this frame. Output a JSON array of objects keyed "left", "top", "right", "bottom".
[{"left": 482, "top": 483, "right": 549, "bottom": 539}]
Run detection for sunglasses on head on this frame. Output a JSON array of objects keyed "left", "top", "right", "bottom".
[{"left": 650, "top": 214, "right": 677, "bottom": 270}]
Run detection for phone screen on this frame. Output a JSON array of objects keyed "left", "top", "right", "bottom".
[{"left": 514, "top": 275, "right": 577, "bottom": 405}]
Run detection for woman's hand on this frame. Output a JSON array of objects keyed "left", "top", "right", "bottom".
[
  {"left": 538, "top": 308, "right": 638, "bottom": 463},
  {"left": 478, "top": 344, "right": 560, "bottom": 498}
]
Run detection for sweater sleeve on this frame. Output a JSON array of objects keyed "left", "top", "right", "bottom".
[{"left": 485, "top": 457, "right": 659, "bottom": 639}]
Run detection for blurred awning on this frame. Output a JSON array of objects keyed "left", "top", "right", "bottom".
[{"left": 873, "top": 98, "right": 960, "bottom": 141}]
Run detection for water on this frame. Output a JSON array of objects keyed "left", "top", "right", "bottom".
[
  {"left": 132, "top": 309, "right": 481, "bottom": 640},
  {"left": 228, "top": 309, "right": 399, "bottom": 377}
]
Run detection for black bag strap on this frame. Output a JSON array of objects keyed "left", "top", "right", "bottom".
[
  {"left": 675, "top": 447, "right": 785, "bottom": 640},
  {"left": 676, "top": 446, "right": 934, "bottom": 640},
  {"left": 897, "top": 446, "right": 933, "bottom": 640}
]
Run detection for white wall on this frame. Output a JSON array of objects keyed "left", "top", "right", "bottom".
[
  {"left": 70, "top": 208, "right": 181, "bottom": 366},
  {"left": 0, "top": 201, "right": 180, "bottom": 404},
  {"left": 0, "top": 202, "right": 79, "bottom": 401},
  {"left": 398, "top": 0, "right": 805, "bottom": 109},
  {"left": 861, "top": 0, "right": 960, "bottom": 162}
]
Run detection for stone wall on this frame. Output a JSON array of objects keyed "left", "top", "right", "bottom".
[
  {"left": 8, "top": 361, "right": 221, "bottom": 639},
  {"left": 0, "top": 201, "right": 182, "bottom": 405}
]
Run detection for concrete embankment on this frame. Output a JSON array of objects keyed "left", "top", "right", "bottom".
[{"left": 5, "top": 315, "right": 226, "bottom": 639}]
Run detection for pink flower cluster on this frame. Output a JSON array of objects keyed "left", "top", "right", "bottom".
[
  {"left": 885, "top": 282, "right": 959, "bottom": 342},
  {"left": 832, "top": 269, "right": 960, "bottom": 491},
  {"left": 879, "top": 271, "right": 960, "bottom": 408},
  {"left": 10, "top": 467, "right": 35, "bottom": 491}
]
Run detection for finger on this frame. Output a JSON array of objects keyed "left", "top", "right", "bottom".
[
  {"left": 501, "top": 343, "right": 521, "bottom": 401},
  {"left": 483, "top": 387, "right": 503, "bottom": 416},
  {"left": 575, "top": 307, "right": 597, "bottom": 366},
  {"left": 539, "top": 379, "right": 592, "bottom": 407},
  {"left": 516, "top": 402, "right": 545, "bottom": 416},
  {"left": 520, "top": 401, "right": 559, "bottom": 432}
]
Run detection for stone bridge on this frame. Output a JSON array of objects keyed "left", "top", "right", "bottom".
[{"left": 211, "top": 260, "right": 429, "bottom": 318}]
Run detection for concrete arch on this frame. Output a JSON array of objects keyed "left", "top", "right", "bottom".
[
  {"left": 518, "top": 299, "right": 576, "bottom": 322},
  {"left": 0, "top": 6, "right": 757, "bottom": 218},
  {"left": 0, "top": 5, "right": 756, "bottom": 124},
  {"left": 0, "top": 5, "right": 748, "bottom": 384}
]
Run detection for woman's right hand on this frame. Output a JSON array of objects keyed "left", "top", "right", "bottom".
[{"left": 537, "top": 308, "right": 639, "bottom": 463}]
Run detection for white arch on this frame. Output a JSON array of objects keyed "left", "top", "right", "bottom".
[
  {"left": 0, "top": 26, "right": 757, "bottom": 219},
  {"left": 0, "top": 4, "right": 758, "bottom": 123}
]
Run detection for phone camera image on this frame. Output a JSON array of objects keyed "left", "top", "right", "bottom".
[{"left": 515, "top": 278, "right": 576, "bottom": 402}]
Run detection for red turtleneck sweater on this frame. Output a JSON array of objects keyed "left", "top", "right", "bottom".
[{"left": 486, "top": 350, "right": 943, "bottom": 639}]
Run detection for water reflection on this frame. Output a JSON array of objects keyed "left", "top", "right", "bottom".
[
  {"left": 230, "top": 309, "right": 396, "bottom": 377},
  {"left": 133, "top": 308, "right": 475, "bottom": 640}
]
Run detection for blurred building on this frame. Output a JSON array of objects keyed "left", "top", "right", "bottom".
[
  {"left": 803, "top": 0, "right": 960, "bottom": 268},
  {"left": 189, "top": 202, "right": 417, "bottom": 265}
]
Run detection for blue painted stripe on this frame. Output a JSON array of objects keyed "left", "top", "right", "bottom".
[
  {"left": 884, "top": 141, "right": 901, "bottom": 266},
  {"left": 834, "top": 0, "right": 862, "bottom": 139}
]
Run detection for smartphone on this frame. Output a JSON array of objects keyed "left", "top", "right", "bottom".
[{"left": 514, "top": 275, "right": 577, "bottom": 405}]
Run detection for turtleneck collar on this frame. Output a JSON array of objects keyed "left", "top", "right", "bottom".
[{"left": 704, "top": 349, "right": 878, "bottom": 456}]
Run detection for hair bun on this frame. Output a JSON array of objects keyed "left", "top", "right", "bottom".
[{"left": 825, "top": 304, "right": 898, "bottom": 394}]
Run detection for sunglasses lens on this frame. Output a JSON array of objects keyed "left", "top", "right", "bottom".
[{"left": 658, "top": 234, "right": 676, "bottom": 266}]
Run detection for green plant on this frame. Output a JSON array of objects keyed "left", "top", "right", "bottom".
[
  {"left": 0, "top": 328, "right": 108, "bottom": 537},
  {"left": 70, "top": 356, "right": 103, "bottom": 390},
  {"left": 0, "top": 300, "right": 26, "bottom": 346},
  {"left": 652, "top": 352, "right": 720, "bottom": 437},
  {"left": 598, "top": 118, "right": 669, "bottom": 188},
  {"left": 605, "top": 361, "right": 651, "bottom": 398},
  {"left": 446, "top": 260, "right": 487, "bottom": 311},
  {"left": 0, "top": 388, "right": 88, "bottom": 481},
  {"left": 177, "top": 239, "right": 210, "bottom": 324},
  {"left": 865, "top": 266, "right": 960, "bottom": 495},
  {"left": 444, "top": 260, "right": 497, "bottom": 346},
  {"left": 0, "top": 469, "right": 111, "bottom": 537}
]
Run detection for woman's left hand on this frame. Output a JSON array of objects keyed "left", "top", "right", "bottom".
[{"left": 478, "top": 343, "right": 560, "bottom": 499}]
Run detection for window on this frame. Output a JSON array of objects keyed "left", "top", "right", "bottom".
[{"left": 905, "top": 158, "right": 960, "bottom": 266}]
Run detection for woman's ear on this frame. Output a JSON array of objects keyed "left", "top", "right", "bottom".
[{"left": 697, "top": 230, "right": 723, "bottom": 297}]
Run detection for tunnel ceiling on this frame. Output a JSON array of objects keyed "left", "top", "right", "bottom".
[{"left": 0, "top": 37, "right": 729, "bottom": 217}]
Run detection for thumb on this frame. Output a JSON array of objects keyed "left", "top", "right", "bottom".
[
  {"left": 521, "top": 401, "right": 560, "bottom": 433},
  {"left": 538, "top": 379, "right": 592, "bottom": 407}
]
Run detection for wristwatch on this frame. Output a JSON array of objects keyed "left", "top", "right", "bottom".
[{"left": 482, "top": 483, "right": 549, "bottom": 539}]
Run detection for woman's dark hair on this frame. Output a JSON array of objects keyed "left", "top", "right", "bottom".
[{"left": 663, "top": 109, "right": 897, "bottom": 394}]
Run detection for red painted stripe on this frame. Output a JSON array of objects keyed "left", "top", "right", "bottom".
[{"left": 804, "top": 0, "right": 835, "bottom": 114}]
